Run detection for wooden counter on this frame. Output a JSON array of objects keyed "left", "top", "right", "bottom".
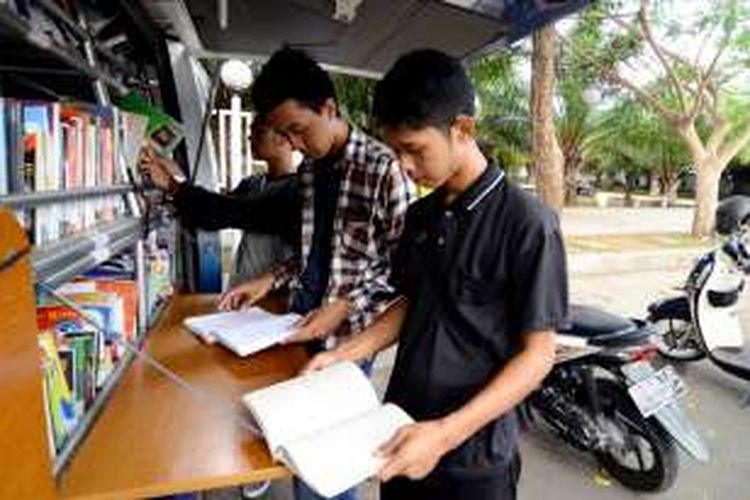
[{"left": 58, "top": 294, "right": 307, "bottom": 499}]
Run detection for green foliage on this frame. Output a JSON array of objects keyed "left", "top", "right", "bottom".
[
  {"left": 331, "top": 73, "right": 376, "bottom": 131},
  {"left": 467, "top": 50, "right": 531, "bottom": 170},
  {"left": 584, "top": 98, "right": 690, "bottom": 184}
]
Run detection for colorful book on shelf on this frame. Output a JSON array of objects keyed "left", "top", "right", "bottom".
[
  {"left": 0, "top": 98, "right": 7, "bottom": 195},
  {"left": 58, "top": 292, "right": 125, "bottom": 360},
  {"left": 22, "top": 105, "right": 43, "bottom": 192},
  {"left": 4, "top": 98, "right": 24, "bottom": 193},
  {"left": 38, "top": 331, "right": 78, "bottom": 451},
  {"left": 64, "top": 279, "right": 139, "bottom": 342},
  {"left": 67, "top": 332, "right": 98, "bottom": 410},
  {"left": 114, "top": 91, "right": 184, "bottom": 156},
  {"left": 38, "top": 291, "right": 125, "bottom": 388},
  {"left": 36, "top": 305, "right": 100, "bottom": 411}
]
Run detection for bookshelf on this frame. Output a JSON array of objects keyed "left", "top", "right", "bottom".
[{"left": 0, "top": 0, "right": 181, "bottom": 492}]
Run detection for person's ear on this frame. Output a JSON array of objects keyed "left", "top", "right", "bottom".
[
  {"left": 321, "top": 98, "right": 338, "bottom": 121},
  {"left": 452, "top": 115, "right": 476, "bottom": 143}
]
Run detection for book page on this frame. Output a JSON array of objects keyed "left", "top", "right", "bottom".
[
  {"left": 280, "top": 403, "right": 414, "bottom": 498},
  {"left": 184, "top": 308, "right": 301, "bottom": 356},
  {"left": 242, "top": 362, "right": 379, "bottom": 458}
]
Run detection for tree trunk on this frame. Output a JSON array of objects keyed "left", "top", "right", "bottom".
[
  {"left": 564, "top": 155, "right": 582, "bottom": 206},
  {"left": 691, "top": 160, "right": 723, "bottom": 237},
  {"left": 649, "top": 170, "right": 660, "bottom": 196},
  {"left": 624, "top": 172, "right": 637, "bottom": 208},
  {"left": 531, "top": 25, "right": 564, "bottom": 213},
  {"left": 663, "top": 171, "right": 680, "bottom": 207}
]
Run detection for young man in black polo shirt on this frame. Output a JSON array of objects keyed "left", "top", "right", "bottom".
[{"left": 304, "top": 49, "right": 569, "bottom": 499}]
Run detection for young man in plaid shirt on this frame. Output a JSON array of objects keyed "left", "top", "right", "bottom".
[
  {"left": 220, "top": 48, "right": 413, "bottom": 349},
  {"left": 219, "top": 48, "right": 413, "bottom": 500}
]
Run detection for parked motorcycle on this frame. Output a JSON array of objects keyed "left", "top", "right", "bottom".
[
  {"left": 648, "top": 195, "right": 750, "bottom": 383},
  {"left": 523, "top": 304, "right": 708, "bottom": 492}
]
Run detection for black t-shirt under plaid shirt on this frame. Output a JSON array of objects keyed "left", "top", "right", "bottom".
[
  {"left": 386, "top": 166, "right": 569, "bottom": 469},
  {"left": 275, "top": 126, "right": 415, "bottom": 340}
]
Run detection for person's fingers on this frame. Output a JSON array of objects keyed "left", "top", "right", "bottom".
[
  {"left": 218, "top": 290, "right": 244, "bottom": 311},
  {"left": 376, "top": 426, "right": 411, "bottom": 457},
  {"left": 300, "top": 354, "right": 328, "bottom": 374},
  {"left": 293, "top": 311, "right": 315, "bottom": 328},
  {"left": 280, "top": 326, "right": 309, "bottom": 344},
  {"left": 378, "top": 455, "right": 408, "bottom": 483},
  {"left": 217, "top": 292, "right": 233, "bottom": 311},
  {"left": 240, "top": 293, "right": 260, "bottom": 309}
]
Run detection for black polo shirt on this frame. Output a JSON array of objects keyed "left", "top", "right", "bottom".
[{"left": 385, "top": 166, "right": 569, "bottom": 470}]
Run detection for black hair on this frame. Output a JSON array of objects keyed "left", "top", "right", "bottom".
[
  {"left": 251, "top": 47, "right": 337, "bottom": 115},
  {"left": 373, "top": 49, "right": 475, "bottom": 130}
]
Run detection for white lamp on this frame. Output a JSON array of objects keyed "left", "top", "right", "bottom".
[
  {"left": 219, "top": 59, "right": 253, "bottom": 189},
  {"left": 220, "top": 59, "right": 253, "bottom": 92}
]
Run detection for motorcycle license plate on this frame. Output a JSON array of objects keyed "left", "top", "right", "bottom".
[{"left": 627, "top": 365, "right": 687, "bottom": 418}]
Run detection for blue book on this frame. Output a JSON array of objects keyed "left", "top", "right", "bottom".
[{"left": 0, "top": 98, "right": 7, "bottom": 195}]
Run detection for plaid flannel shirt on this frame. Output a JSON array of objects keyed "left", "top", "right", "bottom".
[{"left": 274, "top": 126, "right": 414, "bottom": 340}]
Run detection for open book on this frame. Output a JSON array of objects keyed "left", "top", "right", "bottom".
[
  {"left": 243, "top": 361, "right": 413, "bottom": 498},
  {"left": 183, "top": 308, "right": 301, "bottom": 357}
]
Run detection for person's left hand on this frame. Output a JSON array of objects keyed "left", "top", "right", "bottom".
[
  {"left": 282, "top": 300, "right": 351, "bottom": 344},
  {"left": 376, "top": 421, "right": 454, "bottom": 482}
]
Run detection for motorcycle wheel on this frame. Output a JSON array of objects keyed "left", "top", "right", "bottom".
[
  {"left": 593, "top": 378, "right": 678, "bottom": 493},
  {"left": 650, "top": 315, "right": 706, "bottom": 361}
]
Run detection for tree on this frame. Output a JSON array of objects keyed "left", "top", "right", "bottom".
[
  {"left": 531, "top": 24, "right": 565, "bottom": 212},
  {"left": 556, "top": 6, "right": 640, "bottom": 206},
  {"left": 565, "top": 0, "right": 750, "bottom": 236},
  {"left": 585, "top": 98, "right": 691, "bottom": 206},
  {"left": 468, "top": 50, "right": 531, "bottom": 174}
]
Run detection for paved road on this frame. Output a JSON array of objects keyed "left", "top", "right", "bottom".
[{"left": 562, "top": 207, "right": 694, "bottom": 236}]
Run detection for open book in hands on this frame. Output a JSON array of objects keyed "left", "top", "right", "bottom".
[
  {"left": 183, "top": 308, "right": 302, "bottom": 357},
  {"left": 242, "top": 361, "right": 414, "bottom": 498}
]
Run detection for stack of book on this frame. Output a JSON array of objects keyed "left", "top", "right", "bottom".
[
  {"left": 2, "top": 98, "right": 131, "bottom": 244},
  {"left": 36, "top": 271, "right": 139, "bottom": 454}
]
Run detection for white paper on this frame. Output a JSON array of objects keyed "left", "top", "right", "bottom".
[
  {"left": 281, "top": 403, "right": 414, "bottom": 498},
  {"left": 243, "top": 362, "right": 380, "bottom": 458},
  {"left": 184, "top": 307, "right": 301, "bottom": 357}
]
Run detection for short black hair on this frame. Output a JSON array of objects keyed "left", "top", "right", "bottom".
[
  {"left": 251, "top": 47, "right": 337, "bottom": 115},
  {"left": 373, "top": 49, "right": 475, "bottom": 130}
]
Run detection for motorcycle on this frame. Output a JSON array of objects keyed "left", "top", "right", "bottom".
[
  {"left": 523, "top": 304, "right": 709, "bottom": 492},
  {"left": 648, "top": 195, "right": 750, "bottom": 384}
]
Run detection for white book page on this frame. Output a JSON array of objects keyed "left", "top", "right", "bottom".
[
  {"left": 242, "top": 362, "right": 379, "bottom": 459},
  {"left": 216, "top": 313, "right": 301, "bottom": 356},
  {"left": 184, "top": 308, "right": 301, "bottom": 355},
  {"left": 184, "top": 308, "right": 283, "bottom": 335},
  {"left": 280, "top": 403, "right": 414, "bottom": 498}
]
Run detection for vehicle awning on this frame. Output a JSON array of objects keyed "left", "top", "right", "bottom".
[{"left": 149, "top": 0, "right": 592, "bottom": 76}]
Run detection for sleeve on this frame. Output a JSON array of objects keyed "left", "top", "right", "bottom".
[
  {"left": 508, "top": 209, "right": 570, "bottom": 337},
  {"left": 338, "top": 158, "right": 414, "bottom": 320},
  {"left": 171, "top": 177, "right": 301, "bottom": 244},
  {"left": 271, "top": 256, "right": 300, "bottom": 290}
]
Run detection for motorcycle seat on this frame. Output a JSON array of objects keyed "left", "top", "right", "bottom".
[{"left": 560, "top": 305, "right": 650, "bottom": 346}]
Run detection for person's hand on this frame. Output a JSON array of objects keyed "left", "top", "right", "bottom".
[
  {"left": 138, "top": 146, "right": 183, "bottom": 194},
  {"left": 217, "top": 273, "right": 275, "bottom": 311},
  {"left": 282, "top": 300, "right": 351, "bottom": 344},
  {"left": 376, "top": 420, "right": 454, "bottom": 482},
  {"left": 300, "top": 350, "right": 344, "bottom": 374}
]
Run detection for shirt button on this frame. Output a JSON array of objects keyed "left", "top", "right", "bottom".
[{"left": 437, "top": 236, "right": 446, "bottom": 246}]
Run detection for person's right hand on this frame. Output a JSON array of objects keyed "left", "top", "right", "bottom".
[
  {"left": 217, "top": 272, "right": 275, "bottom": 311},
  {"left": 301, "top": 350, "right": 344, "bottom": 375},
  {"left": 138, "top": 146, "right": 183, "bottom": 194}
]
